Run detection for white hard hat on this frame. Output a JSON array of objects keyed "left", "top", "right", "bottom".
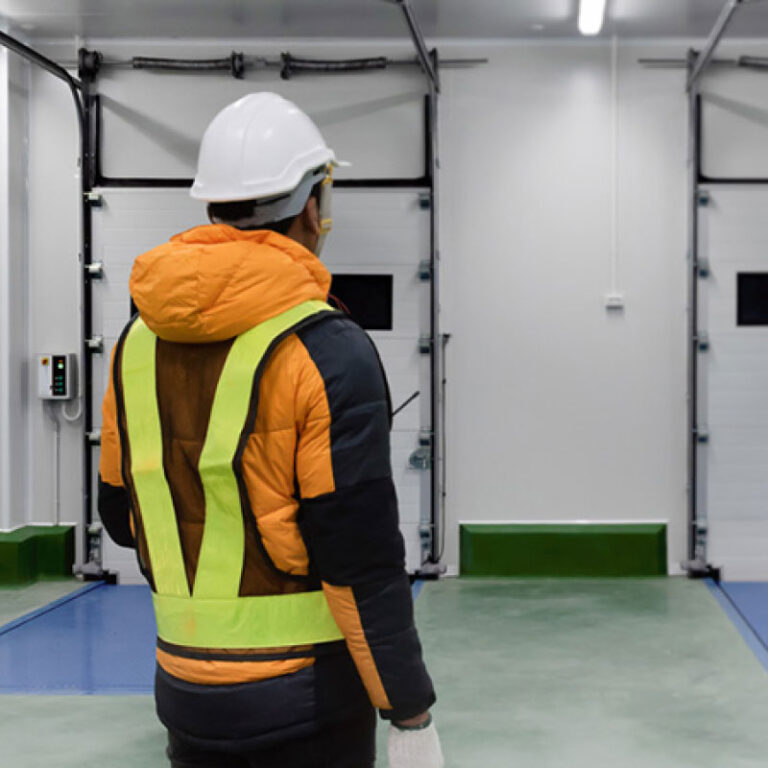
[{"left": 190, "top": 92, "right": 341, "bottom": 203}]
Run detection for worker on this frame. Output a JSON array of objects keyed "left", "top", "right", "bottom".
[{"left": 97, "top": 92, "right": 443, "bottom": 768}]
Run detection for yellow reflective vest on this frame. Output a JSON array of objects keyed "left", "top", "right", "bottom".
[{"left": 120, "top": 300, "right": 344, "bottom": 650}]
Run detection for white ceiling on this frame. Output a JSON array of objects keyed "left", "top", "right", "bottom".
[{"left": 2, "top": 0, "right": 768, "bottom": 41}]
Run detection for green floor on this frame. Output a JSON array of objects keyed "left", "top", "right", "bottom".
[{"left": 1, "top": 578, "right": 767, "bottom": 767}]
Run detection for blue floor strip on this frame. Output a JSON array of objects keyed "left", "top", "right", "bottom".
[
  {"left": 0, "top": 584, "right": 156, "bottom": 694},
  {"left": 706, "top": 579, "right": 768, "bottom": 672}
]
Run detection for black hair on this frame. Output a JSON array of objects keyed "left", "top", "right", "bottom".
[{"left": 208, "top": 179, "right": 324, "bottom": 234}]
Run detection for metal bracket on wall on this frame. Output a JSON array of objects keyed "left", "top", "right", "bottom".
[
  {"left": 697, "top": 190, "right": 711, "bottom": 207},
  {"left": 86, "top": 336, "right": 105, "bottom": 353},
  {"left": 75, "top": 523, "right": 119, "bottom": 584},
  {"left": 86, "top": 430, "right": 102, "bottom": 446},
  {"left": 696, "top": 427, "right": 710, "bottom": 445},
  {"left": 78, "top": 48, "right": 103, "bottom": 80},
  {"left": 85, "top": 262, "right": 104, "bottom": 279},
  {"left": 697, "top": 259, "right": 711, "bottom": 279},
  {"left": 684, "top": 558, "right": 721, "bottom": 581},
  {"left": 409, "top": 447, "right": 432, "bottom": 470},
  {"left": 409, "top": 428, "right": 434, "bottom": 470},
  {"left": 696, "top": 331, "right": 710, "bottom": 353},
  {"left": 418, "top": 260, "right": 432, "bottom": 281},
  {"left": 85, "top": 191, "right": 103, "bottom": 207},
  {"left": 418, "top": 336, "right": 433, "bottom": 354}
]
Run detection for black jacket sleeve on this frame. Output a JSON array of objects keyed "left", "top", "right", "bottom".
[
  {"left": 97, "top": 477, "right": 135, "bottom": 548},
  {"left": 296, "top": 316, "right": 436, "bottom": 721}
]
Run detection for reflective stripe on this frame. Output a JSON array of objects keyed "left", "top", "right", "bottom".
[
  {"left": 153, "top": 590, "right": 344, "bottom": 649},
  {"left": 121, "top": 301, "right": 345, "bottom": 648},
  {"left": 122, "top": 320, "right": 189, "bottom": 597},
  {"left": 194, "top": 300, "right": 332, "bottom": 598}
]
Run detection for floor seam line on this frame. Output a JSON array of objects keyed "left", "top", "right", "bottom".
[
  {"left": 705, "top": 578, "right": 768, "bottom": 672},
  {"left": 0, "top": 582, "right": 105, "bottom": 638}
]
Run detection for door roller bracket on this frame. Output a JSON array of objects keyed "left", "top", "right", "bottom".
[
  {"left": 85, "top": 262, "right": 104, "bottom": 279},
  {"left": 409, "top": 447, "right": 432, "bottom": 470},
  {"left": 86, "top": 335, "right": 104, "bottom": 353},
  {"left": 85, "top": 191, "right": 103, "bottom": 208},
  {"left": 86, "top": 430, "right": 102, "bottom": 446}
]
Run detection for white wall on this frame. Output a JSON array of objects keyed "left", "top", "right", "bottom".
[
  {"left": 18, "top": 37, "right": 702, "bottom": 572},
  {"left": 25, "top": 60, "right": 81, "bottom": 534},
  {"left": 0, "top": 48, "right": 30, "bottom": 531},
  {"left": 439, "top": 40, "right": 689, "bottom": 573}
]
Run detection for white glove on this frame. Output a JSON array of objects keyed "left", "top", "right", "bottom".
[{"left": 387, "top": 715, "right": 445, "bottom": 768}]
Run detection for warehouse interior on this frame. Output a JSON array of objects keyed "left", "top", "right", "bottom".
[{"left": 4, "top": 1, "right": 768, "bottom": 766}]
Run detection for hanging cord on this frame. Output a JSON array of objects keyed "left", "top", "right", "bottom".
[
  {"left": 328, "top": 293, "right": 352, "bottom": 316},
  {"left": 392, "top": 391, "right": 420, "bottom": 418},
  {"left": 60, "top": 396, "right": 83, "bottom": 424},
  {"left": 43, "top": 402, "right": 62, "bottom": 526},
  {"left": 609, "top": 34, "right": 620, "bottom": 297}
]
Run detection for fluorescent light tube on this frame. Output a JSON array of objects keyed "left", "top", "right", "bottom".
[{"left": 578, "top": 0, "right": 606, "bottom": 36}]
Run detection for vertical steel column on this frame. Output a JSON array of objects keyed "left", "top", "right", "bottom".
[
  {"left": 77, "top": 49, "right": 115, "bottom": 581},
  {"left": 427, "top": 60, "right": 443, "bottom": 566},
  {"left": 78, "top": 52, "right": 96, "bottom": 567},
  {"left": 390, "top": 0, "right": 444, "bottom": 570},
  {"left": 686, "top": 50, "right": 704, "bottom": 571},
  {"left": 683, "top": 0, "right": 745, "bottom": 579}
]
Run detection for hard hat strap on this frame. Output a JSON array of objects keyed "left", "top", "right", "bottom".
[{"left": 316, "top": 165, "right": 334, "bottom": 257}]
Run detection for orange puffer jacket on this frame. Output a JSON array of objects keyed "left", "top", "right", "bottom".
[{"left": 98, "top": 224, "right": 435, "bottom": 750}]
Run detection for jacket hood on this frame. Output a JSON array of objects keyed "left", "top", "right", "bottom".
[{"left": 130, "top": 224, "right": 331, "bottom": 343}]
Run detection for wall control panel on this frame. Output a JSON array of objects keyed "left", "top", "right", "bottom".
[{"left": 37, "top": 353, "right": 77, "bottom": 400}]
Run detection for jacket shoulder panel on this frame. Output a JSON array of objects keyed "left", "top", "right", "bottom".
[
  {"left": 296, "top": 316, "right": 391, "bottom": 492},
  {"left": 297, "top": 316, "right": 389, "bottom": 414}
]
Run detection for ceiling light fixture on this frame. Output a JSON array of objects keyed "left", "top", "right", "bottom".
[{"left": 578, "top": 0, "right": 606, "bottom": 36}]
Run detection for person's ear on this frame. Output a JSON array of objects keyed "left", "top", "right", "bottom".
[{"left": 303, "top": 195, "right": 321, "bottom": 236}]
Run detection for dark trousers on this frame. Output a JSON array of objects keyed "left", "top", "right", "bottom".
[{"left": 166, "top": 709, "right": 377, "bottom": 768}]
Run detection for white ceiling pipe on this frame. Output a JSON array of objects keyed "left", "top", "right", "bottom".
[{"left": 578, "top": 0, "right": 607, "bottom": 36}]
